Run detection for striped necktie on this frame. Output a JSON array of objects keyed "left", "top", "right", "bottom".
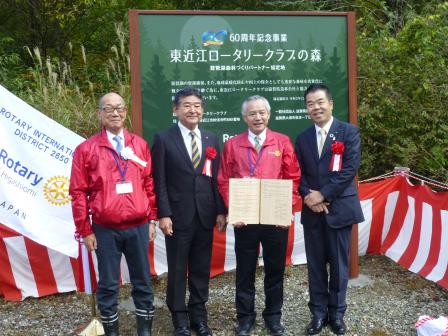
[
  {"left": 318, "top": 128, "right": 326, "bottom": 158},
  {"left": 190, "top": 131, "right": 200, "bottom": 169},
  {"left": 254, "top": 135, "right": 262, "bottom": 152}
]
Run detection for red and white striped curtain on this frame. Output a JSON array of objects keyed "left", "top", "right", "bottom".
[{"left": 1, "top": 176, "right": 447, "bottom": 301}]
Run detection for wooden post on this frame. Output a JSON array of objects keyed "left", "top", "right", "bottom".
[{"left": 349, "top": 224, "right": 359, "bottom": 278}]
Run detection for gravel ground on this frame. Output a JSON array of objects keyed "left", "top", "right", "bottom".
[{"left": 1, "top": 254, "right": 447, "bottom": 336}]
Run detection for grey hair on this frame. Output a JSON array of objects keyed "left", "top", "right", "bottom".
[{"left": 241, "top": 95, "right": 271, "bottom": 116}]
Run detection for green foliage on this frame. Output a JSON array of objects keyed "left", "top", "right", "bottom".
[
  {"left": 358, "top": 2, "right": 448, "bottom": 183},
  {"left": 0, "top": 37, "right": 27, "bottom": 92},
  {"left": 11, "top": 24, "right": 132, "bottom": 138}
]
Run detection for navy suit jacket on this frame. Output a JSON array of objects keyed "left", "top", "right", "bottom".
[
  {"left": 295, "top": 118, "right": 364, "bottom": 228},
  {"left": 151, "top": 125, "right": 225, "bottom": 230}
]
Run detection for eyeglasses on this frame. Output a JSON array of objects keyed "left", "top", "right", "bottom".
[{"left": 102, "top": 105, "right": 127, "bottom": 114}]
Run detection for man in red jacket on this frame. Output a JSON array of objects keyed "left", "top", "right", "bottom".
[
  {"left": 217, "top": 95, "right": 301, "bottom": 336},
  {"left": 69, "top": 92, "right": 157, "bottom": 336}
]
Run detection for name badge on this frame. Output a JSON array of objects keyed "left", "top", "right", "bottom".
[{"left": 116, "top": 181, "right": 133, "bottom": 194}]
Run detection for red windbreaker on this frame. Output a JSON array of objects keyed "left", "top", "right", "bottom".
[
  {"left": 217, "top": 129, "right": 301, "bottom": 208},
  {"left": 69, "top": 128, "right": 157, "bottom": 238}
]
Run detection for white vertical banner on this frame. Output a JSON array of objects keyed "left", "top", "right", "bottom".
[{"left": 0, "top": 85, "right": 84, "bottom": 257}]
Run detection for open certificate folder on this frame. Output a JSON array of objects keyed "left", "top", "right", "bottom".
[{"left": 228, "top": 178, "right": 293, "bottom": 226}]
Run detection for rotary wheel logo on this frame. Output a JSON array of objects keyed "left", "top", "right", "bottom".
[{"left": 43, "top": 175, "right": 71, "bottom": 206}]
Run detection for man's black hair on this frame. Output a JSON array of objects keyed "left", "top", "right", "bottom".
[
  {"left": 173, "top": 87, "right": 203, "bottom": 107},
  {"left": 304, "top": 83, "right": 333, "bottom": 102}
]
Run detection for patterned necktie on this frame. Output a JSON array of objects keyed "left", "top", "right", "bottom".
[
  {"left": 190, "top": 131, "right": 200, "bottom": 169},
  {"left": 318, "top": 128, "right": 326, "bottom": 158},
  {"left": 254, "top": 135, "right": 262, "bottom": 152},
  {"left": 113, "top": 135, "right": 123, "bottom": 154}
]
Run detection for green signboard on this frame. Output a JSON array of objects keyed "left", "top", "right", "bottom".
[{"left": 129, "top": 11, "right": 357, "bottom": 144}]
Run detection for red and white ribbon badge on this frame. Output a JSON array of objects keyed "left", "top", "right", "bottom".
[
  {"left": 202, "top": 146, "right": 217, "bottom": 177},
  {"left": 329, "top": 141, "right": 344, "bottom": 172}
]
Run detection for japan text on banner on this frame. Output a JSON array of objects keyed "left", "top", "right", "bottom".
[{"left": 0, "top": 85, "right": 84, "bottom": 257}]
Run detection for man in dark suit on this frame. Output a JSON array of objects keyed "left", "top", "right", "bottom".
[
  {"left": 151, "top": 87, "right": 226, "bottom": 336},
  {"left": 295, "top": 84, "right": 364, "bottom": 335}
]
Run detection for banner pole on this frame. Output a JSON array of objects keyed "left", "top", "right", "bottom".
[{"left": 75, "top": 242, "right": 104, "bottom": 336}]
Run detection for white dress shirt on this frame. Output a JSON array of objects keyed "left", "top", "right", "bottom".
[
  {"left": 106, "top": 129, "right": 125, "bottom": 150},
  {"left": 314, "top": 117, "right": 333, "bottom": 150},
  {"left": 248, "top": 128, "right": 267, "bottom": 148},
  {"left": 178, "top": 122, "right": 202, "bottom": 159}
]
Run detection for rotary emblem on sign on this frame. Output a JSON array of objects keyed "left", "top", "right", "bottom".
[{"left": 43, "top": 175, "right": 71, "bottom": 206}]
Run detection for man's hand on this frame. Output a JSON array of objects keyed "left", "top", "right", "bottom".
[
  {"left": 233, "top": 221, "right": 246, "bottom": 228},
  {"left": 149, "top": 222, "right": 157, "bottom": 241},
  {"left": 83, "top": 233, "right": 97, "bottom": 251},
  {"left": 310, "top": 202, "right": 330, "bottom": 214},
  {"left": 304, "top": 189, "right": 325, "bottom": 207},
  {"left": 159, "top": 217, "right": 173, "bottom": 236},
  {"left": 276, "top": 223, "right": 291, "bottom": 229},
  {"left": 216, "top": 214, "right": 227, "bottom": 232}
]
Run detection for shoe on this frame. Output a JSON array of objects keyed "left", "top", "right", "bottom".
[
  {"left": 306, "top": 316, "right": 327, "bottom": 335},
  {"left": 234, "top": 320, "right": 255, "bottom": 336},
  {"left": 135, "top": 308, "right": 154, "bottom": 336},
  {"left": 329, "top": 319, "right": 346, "bottom": 335},
  {"left": 191, "top": 321, "right": 213, "bottom": 336},
  {"left": 265, "top": 320, "right": 285, "bottom": 335},
  {"left": 174, "top": 326, "right": 191, "bottom": 336}
]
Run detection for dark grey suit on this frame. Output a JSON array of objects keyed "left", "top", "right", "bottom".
[{"left": 151, "top": 125, "right": 225, "bottom": 328}]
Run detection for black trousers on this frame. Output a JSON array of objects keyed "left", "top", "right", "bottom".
[
  {"left": 234, "top": 225, "right": 289, "bottom": 324},
  {"left": 94, "top": 223, "right": 154, "bottom": 318},
  {"left": 165, "top": 212, "right": 214, "bottom": 328},
  {"left": 303, "top": 216, "right": 352, "bottom": 320}
]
